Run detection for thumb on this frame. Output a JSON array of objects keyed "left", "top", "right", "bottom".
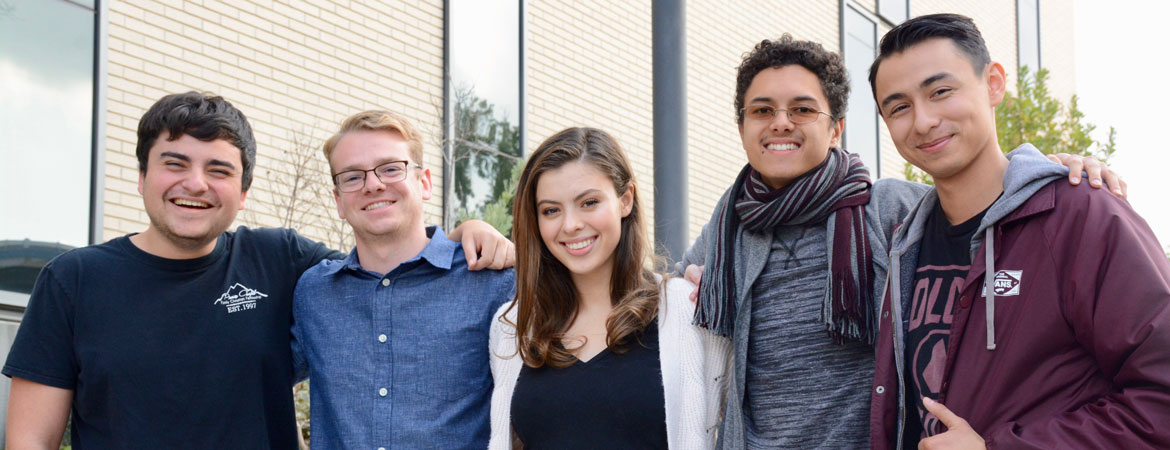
[{"left": 922, "top": 397, "right": 968, "bottom": 431}]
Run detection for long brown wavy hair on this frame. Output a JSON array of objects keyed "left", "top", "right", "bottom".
[{"left": 506, "top": 127, "right": 662, "bottom": 369}]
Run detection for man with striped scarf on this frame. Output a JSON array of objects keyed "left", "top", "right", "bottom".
[{"left": 678, "top": 35, "right": 1118, "bottom": 450}]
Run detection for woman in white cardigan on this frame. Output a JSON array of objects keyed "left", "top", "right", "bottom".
[{"left": 488, "top": 127, "right": 731, "bottom": 449}]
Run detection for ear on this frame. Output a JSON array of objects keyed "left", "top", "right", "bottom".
[
  {"left": 986, "top": 61, "right": 1007, "bottom": 107},
  {"left": 418, "top": 167, "right": 433, "bottom": 201},
  {"left": 620, "top": 183, "right": 635, "bottom": 218},
  {"left": 829, "top": 118, "right": 845, "bottom": 148},
  {"left": 333, "top": 188, "right": 345, "bottom": 220},
  {"left": 137, "top": 171, "right": 145, "bottom": 195},
  {"left": 238, "top": 190, "right": 248, "bottom": 210}
]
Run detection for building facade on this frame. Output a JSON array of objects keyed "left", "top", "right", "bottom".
[{"left": 0, "top": 0, "right": 1075, "bottom": 439}]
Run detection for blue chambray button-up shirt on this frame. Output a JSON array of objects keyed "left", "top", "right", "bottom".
[{"left": 291, "top": 227, "right": 514, "bottom": 449}]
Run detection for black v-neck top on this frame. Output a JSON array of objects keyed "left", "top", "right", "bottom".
[{"left": 510, "top": 321, "right": 667, "bottom": 449}]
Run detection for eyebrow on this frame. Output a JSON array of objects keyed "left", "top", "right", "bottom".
[
  {"left": 159, "top": 151, "right": 237, "bottom": 171},
  {"left": 337, "top": 159, "right": 405, "bottom": 173},
  {"left": 208, "top": 159, "right": 237, "bottom": 171},
  {"left": 159, "top": 151, "right": 190, "bottom": 162},
  {"left": 920, "top": 72, "right": 953, "bottom": 89},
  {"left": 748, "top": 95, "right": 820, "bottom": 105},
  {"left": 879, "top": 72, "right": 955, "bottom": 110},
  {"left": 536, "top": 188, "right": 603, "bottom": 207}
]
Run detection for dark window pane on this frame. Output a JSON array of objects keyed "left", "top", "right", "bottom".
[{"left": 0, "top": 0, "right": 95, "bottom": 306}]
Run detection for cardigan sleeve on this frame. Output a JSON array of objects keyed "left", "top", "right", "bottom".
[
  {"left": 662, "top": 277, "right": 732, "bottom": 450},
  {"left": 488, "top": 302, "right": 521, "bottom": 450}
]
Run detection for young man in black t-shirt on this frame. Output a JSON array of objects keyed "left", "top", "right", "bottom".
[
  {"left": 900, "top": 200, "right": 986, "bottom": 446},
  {"left": 2, "top": 92, "right": 512, "bottom": 449}
]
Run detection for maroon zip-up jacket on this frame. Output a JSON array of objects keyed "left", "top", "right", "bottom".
[{"left": 871, "top": 178, "right": 1170, "bottom": 449}]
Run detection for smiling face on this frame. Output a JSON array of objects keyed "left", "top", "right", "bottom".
[
  {"left": 534, "top": 160, "right": 634, "bottom": 284},
  {"left": 137, "top": 132, "right": 247, "bottom": 256},
  {"left": 738, "top": 65, "right": 844, "bottom": 190},
  {"left": 873, "top": 38, "right": 1006, "bottom": 183},
  {"left": 329, "top": 129, "right": 432, "bottom": 243}
]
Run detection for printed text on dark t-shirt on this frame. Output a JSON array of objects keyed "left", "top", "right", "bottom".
[{"left": 906, "top": 264, "right": 967, "bottom": 436}]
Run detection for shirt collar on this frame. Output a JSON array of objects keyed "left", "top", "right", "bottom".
[
  {"left": 415, "top": 226, "right": 456, "bottom": 270},
  {"left": 323, "top": 226, "right": 457, "bottom": 276}
]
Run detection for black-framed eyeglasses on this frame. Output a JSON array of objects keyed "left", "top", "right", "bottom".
[
  {"left": 332, "top": 160, "right": 421, "bottom": 193},
  {"left": 740, "top": 104, "right": 833, "bottom": 124}
]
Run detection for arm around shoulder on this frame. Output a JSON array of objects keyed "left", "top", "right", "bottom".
[{"left": 6, "top": 377, "right": 71, "bottom": 450}]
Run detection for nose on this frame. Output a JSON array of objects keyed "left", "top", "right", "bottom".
[
  {"left": 181, "top": 170, "right": 209, "bottom": 194},
  {"left": 361, "top": 170, "right": 387, "bottom": 193},
  {"left": 770, "top": 109, "right": 795, "bottom": 132},
  {"left": 912, "top": 103, "right": 940, "bottom": 135},
  {"left": 561, "top": 208, "right": 585, "bottom": 234}
]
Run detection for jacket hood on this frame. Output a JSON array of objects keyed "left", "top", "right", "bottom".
[{"left": 970, "top": 144, "right": 1067, "bottom": 253}]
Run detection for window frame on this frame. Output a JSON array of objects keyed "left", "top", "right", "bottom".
[{"left": 839, "top": 1, "right": 883, "bottom": 177}]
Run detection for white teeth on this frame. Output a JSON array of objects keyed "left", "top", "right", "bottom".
[
  {"left": 363, "top": 201, "right": 394, "bottom": 211},
  {"left": 766, "top": 143, "right": 799, "bottom": 151},
  {"left": 173, "top": 199, "right": 211, "bottom": 208},
  {"left": 566, "top": 239, "right": 594, "bottom": 250}
]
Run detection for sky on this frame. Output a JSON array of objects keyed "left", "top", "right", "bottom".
[{"left": 1074, "top": 1, "right": 1170, "bottom": 248}]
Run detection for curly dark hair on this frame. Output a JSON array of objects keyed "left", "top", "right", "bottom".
[{"left": 735, "top": 34, "right": 850, "bottom": 124}]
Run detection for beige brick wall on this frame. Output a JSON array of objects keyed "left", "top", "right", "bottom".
[
  {"left": 684, "top": 0, "right": 840, "bottom": 242},
  {"left": 100, "top": 1, "right": 1069, "bottom": 252},
  {"left": 104, "top": 0, "right": 446, "bottom": 250},
  {"left": 1039, "top": 0, "right": 1075, "bottom": 101},
  {"left": 524, "top": 0, "right": 656, "bottom": 238}
]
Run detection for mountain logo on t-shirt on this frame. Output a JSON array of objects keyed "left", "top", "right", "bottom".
[
  {"left": 214, "top": 283, "right": 269, "bottom": 313},
  {"left": 991, "top": 270, "right": 1022, "bottom": 296}
]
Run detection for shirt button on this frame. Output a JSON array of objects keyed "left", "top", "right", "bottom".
[
  {"left": 379, "top": 387, "right": 388, "bottom": 397},
  {"left": 876, "top": 385, "right": 886, "bottom": 394},
  {"left": 381, "top": 279, "right": 390, "bottom": 287},
  {"left": 378, "top": 334, "right": 387, "bottom": 343}
]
